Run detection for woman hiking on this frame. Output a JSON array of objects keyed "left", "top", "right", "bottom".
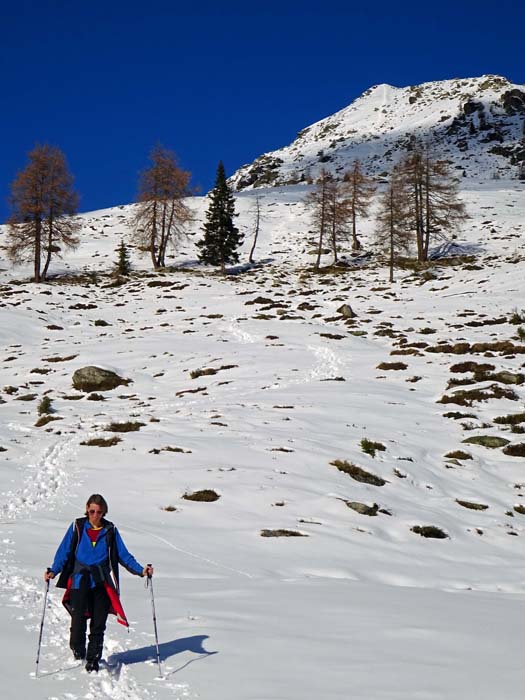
[{"left": 44, "top": 494, "right": 153, "bottom": 673}]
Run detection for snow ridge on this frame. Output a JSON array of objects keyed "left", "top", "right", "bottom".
[{"left": 230, "top": 74, "right": 525, "bottom": 188}]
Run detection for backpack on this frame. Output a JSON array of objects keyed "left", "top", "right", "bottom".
[{"left": 55, "top": 516, "right": 119, "bottom": 590}]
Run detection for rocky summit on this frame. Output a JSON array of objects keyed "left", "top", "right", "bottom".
[{"left": 230, "top": 75, "right": 525, "bottom": 189}]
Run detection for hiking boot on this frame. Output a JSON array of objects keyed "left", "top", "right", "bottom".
[
  {"left": 73, "top": 649, "right": 85, "bottom": 660},
  {"left": 85, "top": 659, "right": 99, "bottom": 673}
]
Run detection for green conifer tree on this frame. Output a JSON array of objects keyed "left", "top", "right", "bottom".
[
  {"left": 197, "top": 161, "right": 243, "bottom": 273},
  {"left": 114, "top": 239, "right": 132, "bottom": 276}
]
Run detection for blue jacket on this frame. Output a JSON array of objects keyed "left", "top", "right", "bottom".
[{"left": 51, "top": 519, "right": 143, "bottom": 589}]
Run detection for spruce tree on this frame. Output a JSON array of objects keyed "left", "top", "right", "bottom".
[
  {"left": 197, "top": 161, "right": 243, "bottom": 273},
  {"left": 114, "top": 239, "right": 132, "bottom": 276}
]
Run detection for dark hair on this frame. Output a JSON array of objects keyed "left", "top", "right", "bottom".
[{"left": 85, "top": 494, "right": 108, "bottom": 517}]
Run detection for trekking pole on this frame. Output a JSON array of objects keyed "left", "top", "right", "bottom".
[
  {"left": 35, "top": 570, "right": 51, "bottom": 678},
  {"left": 146, "top": 566, "right": 162, "bottom": 679}
]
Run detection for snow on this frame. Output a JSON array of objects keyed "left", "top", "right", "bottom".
[
  {"left": 230, "top": 75, "right": 525, "bottom": 189},
  {"left": 0, "top": 176, "right": 525, "bottom": 699}
]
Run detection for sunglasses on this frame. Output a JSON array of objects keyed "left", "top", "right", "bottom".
[{"left": 88, "top": 509, "right": 104, "bottom": 515}]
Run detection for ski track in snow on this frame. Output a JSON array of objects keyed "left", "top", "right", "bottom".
[
  {"left": 226, "top": 320, "right": 257, "bottom": 344},
  {"left": 1, "top": 436, "right": 77, "bottom": 520},
  {"left": 1, "top": 181, "right": 525, "bottom": 699},
  {"left": 307, "top": 345, "right": 344, "bottom": 381},
  {"left": 0, "top": 436, "right": 192, "bottom": 699},
  {"left": 0, "top": 564, "right": 191, "bottom": 700}
]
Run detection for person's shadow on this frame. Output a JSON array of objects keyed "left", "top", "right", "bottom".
[{"left": 106, "top": 635, "right": 217, "bottom": 678}]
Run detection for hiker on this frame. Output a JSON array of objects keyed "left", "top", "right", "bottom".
[{"left": 44, "top": 494, "right": 153, "bottom": 673}]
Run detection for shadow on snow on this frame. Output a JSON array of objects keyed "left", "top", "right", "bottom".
[{"left": 107, "top": 634, "right": 217, "bottom": 677}]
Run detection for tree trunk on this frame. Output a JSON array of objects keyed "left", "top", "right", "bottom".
[
  {"left": 351, "top": 207, "right": 361, "bottom": 250},
  {"left": 423, "top": 165, "right": 431, "bottom": 260},
  {"left": 41, "top": 215, "right": 55, "bottom": 280},
  {"left": 332, "top": 219, "right": 338, "bottom": 265},
  {"left": 315, "top": 195, "right": 327, "bottom": 271},
  {"left": 315, "top": 224, "right": 324, "bottom": 270},
  {"left": 415, "top": 181, "right": 424, "bottom": 262},
  {"left": 249, "top": 198, "right": 260, "bottom": 264},
  {"left": 34, "top": 218, "right": 42, "bottom": 282},
  {"left": 389, "top": 192, "right": 394, "bottom": 283}
]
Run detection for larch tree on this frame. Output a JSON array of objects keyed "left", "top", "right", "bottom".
[
  {"left": 375, "top": 168, "right": 412, "bottom": 283},
  {"left": 398, "top": 148, "right": 468, "bottom": 261},
  {"left": 305, "top": 168, "right": 333, "bottom": 270},
  {"left": 197, "top": 161, "right": 243, "bottom": 273},
  {"left": 326, "top": 176, "right": 348, "bottom": 265},
  {"left": 5, "top": 144, "right": 80, "bottom": 282},
  {"left": 132, "top": 146, "right": 193, "bottom": 269},
  {"left": 341, "top": 159, "right": 376, "bottom": 250}
]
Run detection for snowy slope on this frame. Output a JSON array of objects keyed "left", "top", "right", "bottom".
[
  {"left": 230, "top": 75, "right": 525, "bottom": 189},
  {"left": 0, "top": 177, "right": 525, "bottom": 699}
]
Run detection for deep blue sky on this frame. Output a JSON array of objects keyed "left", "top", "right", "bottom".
[{"left": 1, "top": 0, "right": 523, "bottom": 222}]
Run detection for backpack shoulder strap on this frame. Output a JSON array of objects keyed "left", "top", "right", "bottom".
[
  {"left": 102, "top": 519, "right": 119, "bottom": 590},
  {"left": 55, "top": 517, "right": 87, "bottom": 589},
  {"left": 74, "top": 517, "right": 87, "bottom": 551},
  {"left": 102, "top": 518, "right": 114, "bottom": 538}
]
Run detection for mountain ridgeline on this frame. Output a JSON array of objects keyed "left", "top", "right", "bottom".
[{"left": 230, "top": 75, "right": 525, "bottom": 189}]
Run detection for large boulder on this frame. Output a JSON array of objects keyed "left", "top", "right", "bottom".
[
  {"left": 72, "top": 366, "right": 131, "bottom": 393},
  {"left": 336, "top": 304, "right": 357, "bottom": 319}
]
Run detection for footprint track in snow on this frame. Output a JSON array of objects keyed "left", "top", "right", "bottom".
[{"left": 0, "top": 436, "right": 78, "bottom": 521}]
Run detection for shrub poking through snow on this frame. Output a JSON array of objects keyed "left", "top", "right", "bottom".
[
  {"left": 360, "top": 438, "right": 386, "bottom": 458},
  {"left": 260, "top": 529, "right": 307, "bottom": 537},
  {"left": 443, "top": 411, "right": 477, "bottom": 420},
  {"left": 411, "top": 525, "right": 449, "bottom": 539},
  {"left": 377, "top": 361, "right": 408, "bottom": 370},
  {"left": 330, "top": 460, "right": 386, "bottom": 486},
  {"left": 462, "top": 435, "right": 510, "bottom": 448},
  {"left": 42, "top": 354, "right": 78, "bottom": 363},
  {"left": 503, "top": 443, "right": 525, "bottom": 457},
  {"left": 456, "top": 500, "right": 489, "bottom": 511},
  {"left": 190, "top": 367, "right": 218, "bottom": 379},
  {"left": 444, "top": 450, "right": 473, "bottom": 460},
  {"left": 190, "top": 364, "right": 238, "bottom": 380},
  {"left": 35, "top": 415, "right": 62, "bottom": 428},
  {"left": 182, "top": 489, "right": 220, "bottom": 502},
  {"left": 105, "top": 421, "right": 145, "bottom": 432},
  {"left": 438, "top": 385, "right": 519, "bottom": 406},
  {"left": 37, "top": 395, "right": 53, "bottom": 415},
  {"left": 344, "top": 501, "right": 379, "bottom": 516},
  {"left": 494, "top": 412, "right": 525, "bottom": 425},
  {"left": 80, "top": 436, "right": 121, "bottom": 447},
  {"left": 449, "top": 361, "right": 495, "bottom": 373},
  {"left": 509, "top": 309, "right": 525, "bottom": 325}
]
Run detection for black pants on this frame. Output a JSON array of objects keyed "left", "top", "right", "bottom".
[{"left": 69, "top": 575, "right": 110, "bottom": 661}]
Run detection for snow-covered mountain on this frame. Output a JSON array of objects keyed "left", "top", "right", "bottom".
[
  {"left": 1, "top": 174, "right": 525, "bottom": 699},
  {"left": 230, "top": 75, "right": 525, "bottom": 189},
  {"left": 1, "top": 70, "right": 525, "bottom": 697}
]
